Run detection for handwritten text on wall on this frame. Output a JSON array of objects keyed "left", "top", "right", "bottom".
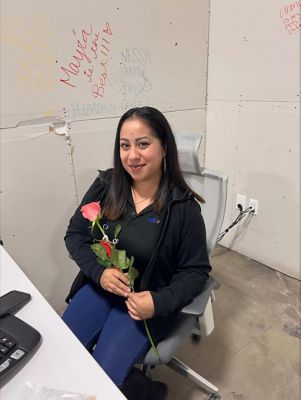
[
  {"left": 280, "top": 1, "right": 301, "bottom": 35},
  {"left": 59, "top": 22, "right": 113, "bottom": 99}
]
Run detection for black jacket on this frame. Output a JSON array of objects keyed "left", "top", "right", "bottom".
[{"left": 65, "top": 169, "right": 211, "bottom": 341}]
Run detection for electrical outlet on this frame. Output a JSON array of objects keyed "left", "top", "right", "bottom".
[
  {"left": 249, "top": 198, "right": 259, "bottom": 215},
  {"left": 236, "top": 194, "right": 246, "bottom": 211}
]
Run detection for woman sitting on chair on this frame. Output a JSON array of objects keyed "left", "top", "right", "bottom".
[{"left": 62, "top": 106, "right": 211, "bottom": 399}]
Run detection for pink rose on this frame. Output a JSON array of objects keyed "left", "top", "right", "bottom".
[{"left": 81, "top": 202, "right": 101, "bottom": 222}]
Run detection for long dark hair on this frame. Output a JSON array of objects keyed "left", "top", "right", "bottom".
[{"left": 104, "top": 106, "right": 204, "bottom": 220}]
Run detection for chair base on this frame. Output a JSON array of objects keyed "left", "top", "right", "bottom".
[{"left": 167, "top": 356, "right": 219, "bottom": 397}]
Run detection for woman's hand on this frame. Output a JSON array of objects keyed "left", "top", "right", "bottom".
[
  {"left": 100, "top": 267, "right": 131, "bottom": 297},
  {"left": 126, "top": 291, "right": 155, "bottom": 320}
]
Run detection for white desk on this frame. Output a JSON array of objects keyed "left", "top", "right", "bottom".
[{"left": 0, "top": 246, "right": 125, "bottom": 400}]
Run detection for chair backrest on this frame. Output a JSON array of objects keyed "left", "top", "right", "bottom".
[{"left": 174, "top": 133, "right": 228, "bottom": 255}]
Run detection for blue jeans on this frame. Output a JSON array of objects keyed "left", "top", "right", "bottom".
[{"left": 62, "top": 283, "right": 150, "bottom": 387}]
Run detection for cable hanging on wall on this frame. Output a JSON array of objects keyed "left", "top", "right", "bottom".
[{"left": 216, "top": 204, "right": 255, "bottom": 243}]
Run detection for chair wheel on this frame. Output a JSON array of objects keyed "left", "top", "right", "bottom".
[
  {"left": 208, "top": 393, "right": 221, "bottom": 400},
  {"left": 191, "top": 333, "right": 201, "bottom": 342}
]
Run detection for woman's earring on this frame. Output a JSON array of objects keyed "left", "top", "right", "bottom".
[{"left": 163, "top": 157, "right": 166, "bottom": 172}]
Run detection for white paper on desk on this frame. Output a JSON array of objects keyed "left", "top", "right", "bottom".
[{"left": 24, "top": 381, "right": 97, "bottom": 400}]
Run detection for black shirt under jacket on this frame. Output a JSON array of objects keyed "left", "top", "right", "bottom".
[{"left": 64, "top": 169, "right": 212, "bottom": 342}]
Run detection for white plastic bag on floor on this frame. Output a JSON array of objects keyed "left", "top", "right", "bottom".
[{"left": 25, "top": 381, "right": 97, "bottom": 400}]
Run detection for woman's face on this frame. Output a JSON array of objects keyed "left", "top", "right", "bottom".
[{"left": 119, "top": 117, "right": 166, "bottom": 186}]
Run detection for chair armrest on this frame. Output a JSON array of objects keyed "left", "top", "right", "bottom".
[{"left": 180, "top": 276, "right": 215, "bottom": 316}]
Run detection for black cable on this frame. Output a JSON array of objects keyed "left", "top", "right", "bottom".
[{"left": 216, "top": 205, "right": 254, "bottom": 242}]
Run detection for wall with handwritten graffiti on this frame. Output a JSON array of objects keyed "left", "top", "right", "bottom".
[
  {"left": 0, "top": 0, "right": 210, "bottom": 311},
  {"left": 1, "top": 1, "right": 209, "bottom": 128},
  {"left": 205, "top": 0, "right": 300, "bottom": 279}
]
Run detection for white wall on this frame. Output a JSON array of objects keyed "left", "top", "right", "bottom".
[{"left": 205, "top": 0, "right": 300, "bottom": 279}]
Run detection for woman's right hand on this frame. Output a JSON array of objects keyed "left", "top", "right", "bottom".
[{"left": 100, "top": 267, "right": 131, "bottom": 297}]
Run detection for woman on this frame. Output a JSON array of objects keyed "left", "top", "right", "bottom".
[{"left": 62, "top": 106, "right": 211, "bottom": 399}]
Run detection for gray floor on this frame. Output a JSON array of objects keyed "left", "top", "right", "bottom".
[{"left": 150, "top": 245, "right": 301, "bottom": 400}]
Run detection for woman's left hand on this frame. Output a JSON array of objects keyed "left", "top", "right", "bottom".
[{"left": 125, "top": 291, "right": 155, "bottom": 320}]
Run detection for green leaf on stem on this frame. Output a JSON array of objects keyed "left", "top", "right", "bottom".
[
  {"left": 114, "top": 224, "right": 122, "bottom": 239},
  {"left": 97, "top": 258, "right": 112, "bottom": 267},
  {"left": 116, "top": 249, "right": 127, "bottom": 269},
  {"left": 127, "top": 256, "right": 138, "bottom": 289},
  {"left": 128, "top": 256, "right": 134, "bottom": 269},
  {"left": 128, "top": 266, "right": 139, "bottom": 290},
  {"left": 110, "top": 247, "right": 117, "bottom": 265},
  {"left": 91, "top": 243, "right": 107, "bottom": 258}
]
